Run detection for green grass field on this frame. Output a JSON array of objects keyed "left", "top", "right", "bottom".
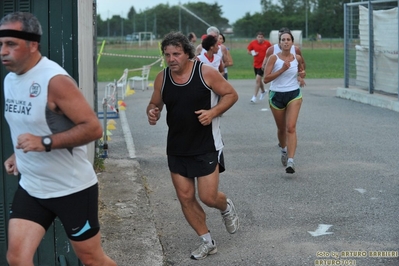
[{"left": 97, "top": 40, "right": 344, "bottom": 82}]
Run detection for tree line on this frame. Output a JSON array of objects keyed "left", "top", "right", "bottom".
[{"left": 96, "top": 0, "right": 352, "bottom": 40}]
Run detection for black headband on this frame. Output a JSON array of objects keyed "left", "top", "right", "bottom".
[{"left": 0, "top": 29, "right": 41, "bottom": 42}]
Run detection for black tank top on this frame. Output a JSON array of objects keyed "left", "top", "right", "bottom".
[{"left": 161, "top": 60, "right": 222, "bottom": 156}]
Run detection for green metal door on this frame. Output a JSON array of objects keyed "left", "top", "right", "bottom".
[{"left": 0, "top": 0, "right": 83, "bottom": 265}]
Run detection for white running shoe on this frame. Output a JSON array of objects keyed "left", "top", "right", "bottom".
[
  {"left": 221, "top": 198, "right": 239, "bottom": 234},
  {"left": 286, "top": 160, "right": 295, "bottom": 174},
  {"left": 190, "top": 239, "right": 217, "bottom": 260},
  {"left": 259, "top": 90, "right": 267, "bottom": 100},
  {"left": 250, "top": 96, "right": 256, "bottom": 103}
]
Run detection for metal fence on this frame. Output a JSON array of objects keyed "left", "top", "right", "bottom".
[{"left": 344, "top": 0, "right": 398, "bottom": 99}]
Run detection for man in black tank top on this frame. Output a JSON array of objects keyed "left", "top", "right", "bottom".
[{"left": 146, "top": 32, "right": 239, "bottom": 260}]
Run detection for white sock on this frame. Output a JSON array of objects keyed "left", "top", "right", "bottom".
[
  {"left": 288, "top": 158, "right": 294, "bottom": 163},
  {"left": 200, "top": 232, "right": 212, "bottom": 244},
  {"left": 281, "top": 146, "right": 287, "bottom": 153}
]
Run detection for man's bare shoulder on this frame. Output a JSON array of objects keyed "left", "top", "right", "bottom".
[
  {"left": 195, "top": 44, "right": 203, "bottom": 55},
  {"left": 220, "top": 44, "right": 228, "bottom": 51},
  {"left": 294, "top": 46, "right": 302, "bottom": 54}
]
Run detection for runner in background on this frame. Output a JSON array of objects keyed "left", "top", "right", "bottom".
[
  {"left": 218, "top": 33, "right": 233, "bottom": 80},
  {"left": 247, "top": 31, "right": 272, "bottom": 103},
  {"left": 197, "top": 34, "right": 224, "bottom": 75}
]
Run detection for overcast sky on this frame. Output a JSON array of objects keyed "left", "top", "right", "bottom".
[{"left": 96, "top": 0, "right": 265, "bottom": 24}]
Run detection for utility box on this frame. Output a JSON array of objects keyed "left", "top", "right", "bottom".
[{"left": 0, "top": 0, "right": 97, "bottom": 265}]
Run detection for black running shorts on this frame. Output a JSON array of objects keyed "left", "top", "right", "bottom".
[
  {"left": 254, "top": 67, "right": 264, "bottom": 77},
  {"left": 269, "top": 88, "right": 302, "bottom": 110},
  {"left": 10, "top": 183, "right": 100, "bottom": 241},
  {"left": 168, "top": 151, "right": 225, "bottom": 178}
]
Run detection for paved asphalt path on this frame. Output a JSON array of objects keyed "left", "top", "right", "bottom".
[{"left": 105, "top": 79, "right": 399, "bottom": 266}]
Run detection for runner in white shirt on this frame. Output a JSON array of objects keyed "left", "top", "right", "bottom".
[
  {"left": 263, "top": 31, "right": 305, "bottom": 174},
  {"left": 262, "top": 27, "right": 306, "bottom": 87},
  {"left": 197, "top": 35, "right": 224, "bottom": 74},
  {"left": 1, "top": 11, "right": 116, "bottom": 266}
]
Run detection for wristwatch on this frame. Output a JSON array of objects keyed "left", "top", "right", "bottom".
[{"left": 41, "top": 136, "right": 52, "bottom": 152}]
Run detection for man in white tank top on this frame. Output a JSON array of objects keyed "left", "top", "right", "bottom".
[{"left": 1, "top": 12, "right": 116, "bottom": 266}]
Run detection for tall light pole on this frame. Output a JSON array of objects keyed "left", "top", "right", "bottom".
[
  {"left": 121, "top": 12, "right": 124, "bottom": 38},
  {"left": 154, "top": 14, "right": 157, "bottom": 38},
  {"left": 145, "top": 12, "right": 147, "bottom": 32},
  {"left": 305, "top": 0, "right": 308, "bottom": 39},
  {"left": 107, "top": 10, "right": 110, "bottom": 38},
  {"left": 179, "top": 2, "right": 181, "bottom": 32},
  {"left": 133, "top": 14, "right": 136, "bottom": 35}
]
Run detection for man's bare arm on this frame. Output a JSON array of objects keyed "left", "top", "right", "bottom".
[
  {"left": 48, "top": 75, "right": 103, "bottom": 148},
  {"left": 262, "top": 46, "right": 274, "bottom": 70}
]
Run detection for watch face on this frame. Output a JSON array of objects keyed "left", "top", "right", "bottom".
[{"left": 43, "top": 137, "right": 51, "bottom": 145}]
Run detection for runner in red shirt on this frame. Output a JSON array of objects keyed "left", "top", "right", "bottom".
[{"left": 247, "top": 32, "right": 272, "bottom": 103}]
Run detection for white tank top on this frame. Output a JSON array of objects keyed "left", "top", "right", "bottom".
[
  {"left": 4, "top": 57, "right": 98, "bottom": 199},
  {"left": 270, "top": 54, "right": 299, "bottom": 92},
  {"left": 197, "top": 53, "right": 222, "bottom": 71},
  {"left": 201, "top": 45, "right": 223, "bottom": 58}
]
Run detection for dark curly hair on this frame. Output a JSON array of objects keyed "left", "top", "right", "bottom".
[{"left": 161, "top": 31, "right": 195, "bottom": 59}]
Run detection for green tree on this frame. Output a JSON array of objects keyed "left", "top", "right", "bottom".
[
  {"left": 279, "top": 0, "right": 302, "bottom": 15},
  {"left": 260, "top": 0, "right": 281, "bottom": 12},
  {"left": 234, "top": 13, "right": 258, "bottom": 37},
  {"left": 97, "top": 2, "right": 231, "bottom": 39},
  {"left": 127, "top": 6, "right": 137, "bottom": 20},
  {"left": 96, "top": 0, "right": 352, "bottom": 39},
  {"left": 312, "top": 0, "right": 348, "bottom": 38},
  {"left": 96, "top": 14, "right": 106, "bottom": 37}
]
